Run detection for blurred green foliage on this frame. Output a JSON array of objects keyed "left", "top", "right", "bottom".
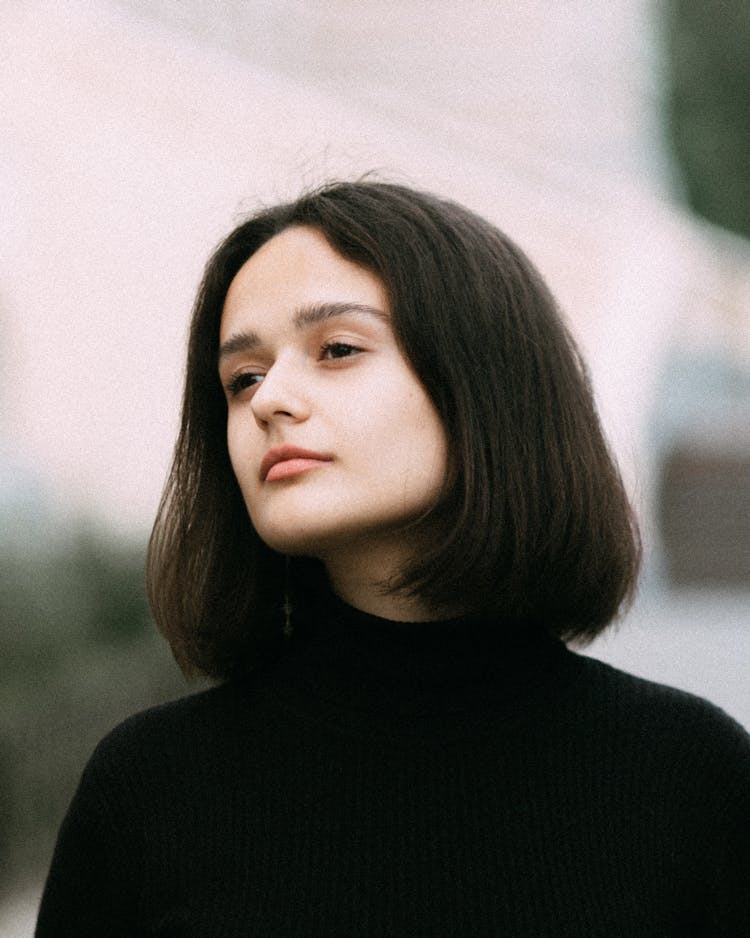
[
  {"left": 0, "top": 524, "right": 196, "bottom": 895},
  {"left": 664, "top": 0, "right": 750, "bottom": 239}
]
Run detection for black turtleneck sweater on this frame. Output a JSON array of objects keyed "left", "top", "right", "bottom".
[{"left": 36, "top": 588, "right": 750, "bottom": 936}]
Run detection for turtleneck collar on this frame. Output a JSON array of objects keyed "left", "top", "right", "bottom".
[{"left": 259, "top": 570, "right": 574, "bottom": 742}]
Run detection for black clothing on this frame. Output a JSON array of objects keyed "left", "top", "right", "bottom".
[{"left": 36, "top": 587, "right": 750, "bottom": 936}]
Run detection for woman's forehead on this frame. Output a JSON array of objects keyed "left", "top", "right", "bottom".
[{"left": 220, "top": 227, "right": 389, "bottom": 341}]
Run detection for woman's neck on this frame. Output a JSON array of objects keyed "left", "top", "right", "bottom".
[{"left": 321, "top": 544, "right": 464, "bottom": 622}]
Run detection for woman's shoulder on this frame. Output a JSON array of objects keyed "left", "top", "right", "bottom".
[
  {"left": 574, "top": 651, "right": 746, "bottom": 724},
  {"left": 568, "top": 651, "right": 750, "bottom": 786},
  {"left": 97, "top": 680, "right": 234, "bottom": 740},
  {"left": 80, "top": 678, "right": 264, "bottom": 792}
]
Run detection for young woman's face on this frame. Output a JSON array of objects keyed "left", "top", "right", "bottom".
[{"left": 218, "top": 226, "right": 447, "bottom": 569}]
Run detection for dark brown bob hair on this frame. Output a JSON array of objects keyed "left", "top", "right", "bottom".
[{"left": 147, "top": 180, "right": 640, "bottom": 679}]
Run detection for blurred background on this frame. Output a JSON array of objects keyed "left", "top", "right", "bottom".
[{"left": 2, "top": 0, "right": 749, "bottom": 929}]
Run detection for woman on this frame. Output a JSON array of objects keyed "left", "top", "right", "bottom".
[{"left": 37, "top": 181, "right": 749, "bottom": 935}]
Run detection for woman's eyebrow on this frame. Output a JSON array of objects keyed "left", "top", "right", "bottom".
[
  {"left": 218, "top": 330, "right": 261, "bottom": 363},
  {"left": 218, "top": 302, "right": 388, "bottom": 364},
  {"left": 292, "top": 301, "right": 389, "bottom": 329}
]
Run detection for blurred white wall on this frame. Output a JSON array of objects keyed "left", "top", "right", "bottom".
[{"left": 1, "top": 0, "right": 746, "bottom": 543}]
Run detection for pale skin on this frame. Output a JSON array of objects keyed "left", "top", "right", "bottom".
[{"left": 218, "top": 225, "right": 450, "bottom": 621}]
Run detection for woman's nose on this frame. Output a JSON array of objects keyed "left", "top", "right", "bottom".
[{"left": 249, "top": 358, "right": 309, "bottom": 426}]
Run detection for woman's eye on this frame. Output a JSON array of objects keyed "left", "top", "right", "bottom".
[
  {"left": 226, "top": 372, "right": 263, "bottom": 397},
  {"left": 320, "top": 341, "right": 361, "bottom": 360}
]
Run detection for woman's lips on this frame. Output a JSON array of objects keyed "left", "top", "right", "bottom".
[
  {"left": 265, "top": 457, "right": 330, "bottom": 482},
  {"left": 260, "top": 447, "right": 332, "bottom": 482}
]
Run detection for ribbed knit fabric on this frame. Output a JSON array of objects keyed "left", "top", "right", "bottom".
[{"left": 36, "top": 585, "right": 750, "bottom": 936}]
